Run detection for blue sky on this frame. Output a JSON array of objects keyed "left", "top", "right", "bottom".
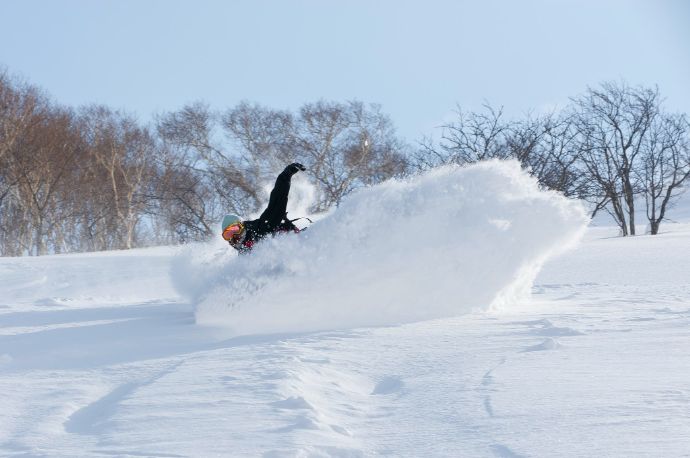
[{"left": 1, "top": 0, "right": 688, "bottom": 142}]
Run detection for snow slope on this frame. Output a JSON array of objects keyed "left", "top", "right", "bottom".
[{"left": 1, "top": 161, "right": 689, "bottom": 457}]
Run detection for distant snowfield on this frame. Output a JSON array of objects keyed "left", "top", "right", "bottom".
[{"left": 1, "top": 161, "right": 689, "bottom": 457}]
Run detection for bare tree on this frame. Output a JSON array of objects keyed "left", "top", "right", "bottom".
[
  {"left": 80, "top": 106, "right": 155, "bottom": 250},
  {"left": 221, "top": 100, "right": 409, "bottom": 213},
  {"left": 433, "top": 103, "right": 512, "bottom": 166},
  {"left": 1, "top": 70, "right": 85, "bottom": 256},
  {"left": 0, "top": 70, "right": 46, "bottom": 208},
  {"left": 0, "top": 71, "right": 34, "bottom": 254},
  {"left": 343, "top": 102, "right": 408, "bottom": 186},
  {"left": 221, "top": 101, "right": 295, "bottom": 182},
  {"left": 157, "top": 102, "right": 261, "bottom": 217},
  {"left": 414, "top": 104, "right": 584, "bottom": 199},
  {"left": 638, "top": 113, "right": 690, "bottom": 234},
  {"left": 10, "top": 106, "right": 81, "bottom": 255},
  {"left": 571, "top": 82, "right": 659, "bottom": 235},
  {"left": 295, "top": 100, "right": 408, "bottom": 211},
  {"left": 151, "top": 142, "right": 217, "bottom": 242},
  {"left": 508, "top": 113, "right": 585, "bottom": 198}
]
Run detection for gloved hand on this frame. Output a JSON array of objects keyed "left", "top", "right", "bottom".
[{"left": 285, "top": 162, "right": 306, "bottom": 175}]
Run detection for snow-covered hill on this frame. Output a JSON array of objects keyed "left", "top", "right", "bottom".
[{"left": 1, "top": 162, "right": 689, "bottom": 457}]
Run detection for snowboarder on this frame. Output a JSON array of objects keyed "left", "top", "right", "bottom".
[{"left": 222, "top": 162, "right": 307, "bottom": 252}]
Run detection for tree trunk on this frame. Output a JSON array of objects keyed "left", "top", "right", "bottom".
[
  {"left": 650, "top": 220, "right": 660, "bottom": 235},
  {"left": 34, "top": 216, "right": 45, "bottom": 256},
  {"left": 611, "top": 196, "right": 628, "bottom": 236}
]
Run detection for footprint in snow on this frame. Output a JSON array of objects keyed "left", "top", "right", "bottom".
[
  {"left": 491, "top": 443, "right": 525, "bottom": 457},
  {"left": 330, "top": 424, "right": 352, "bottom": 436},
  {"left": 298, "top": 357, "right": 331, "bottom": 364},
  {"left": 271, "top": 415, "right": 321, "bottom": 432},
  {"left": 531, "top": 319, "right": 584, "bottom": 337},
  {"left": 509, "top": 319, "right": 584, "bottom": 337},
  {"left": 271, "top": 396, "right": 315, "bottom": 410},
  {"left": 371, "top": 376, "right": 404, "bottom": 395},
  {"left": 507, "top": 318, "right": 552, "bottom": 327},
  {"left": 520, "top": 338, "right": 562, "bottom": 353},
  {"left": 537, "top": 326, "right": 584, "bottom": 337}
]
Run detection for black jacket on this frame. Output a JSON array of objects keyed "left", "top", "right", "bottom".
[{"left": 236, "top": 165, "right": 301, "bottom": 252}]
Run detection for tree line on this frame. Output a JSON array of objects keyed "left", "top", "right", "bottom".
[
  {"left": 1, "top": 67, "right": 689, "bottom": 256},
  {"left": 0, "top": 69, "right": 408, "bottom": 256},
  {"left": 417, "top": 82, "right": 690, "bottom": 236}
]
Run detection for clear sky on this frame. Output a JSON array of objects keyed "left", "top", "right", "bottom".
[{"left": 1, "top": 0, "right": 688, "bottom": 142}]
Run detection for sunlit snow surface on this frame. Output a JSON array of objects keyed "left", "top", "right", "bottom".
[{"left": 1, "top": 161, "right": 689, "bottom": 457}]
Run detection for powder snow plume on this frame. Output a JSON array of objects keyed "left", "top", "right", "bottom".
[{"left": 172, "top": 160, "right": 589, "bottom": 336}]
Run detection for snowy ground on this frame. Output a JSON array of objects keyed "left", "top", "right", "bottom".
[{"left": 1, "top": 163, "right": 689, "bottom": 457}]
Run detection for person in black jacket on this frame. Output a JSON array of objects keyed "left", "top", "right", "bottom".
[{"left": 222, "top": 163, "right": 306, "bottom": 252}]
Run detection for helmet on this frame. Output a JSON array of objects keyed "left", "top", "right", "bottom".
[
  {"left": 221, "top": 214, "right": 246, "bottom": 245},
  {"left": 222, "top": 214, "right": 242, "bottom": 230}
]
